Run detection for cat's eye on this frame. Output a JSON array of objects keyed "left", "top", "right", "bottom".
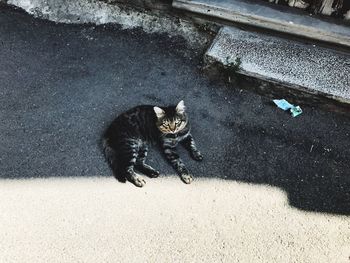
[{"left": 175, "top": 120, "right": 181, "bottom": 125}]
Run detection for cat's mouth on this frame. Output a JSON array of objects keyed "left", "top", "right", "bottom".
[
  {"left": 158, "top": 127, "right": 179, "bottom": 134},
  {"left": 161, "top": 130, "right": 178, "bottom": 135},
  {"left": 166, "top": 133, "right": 178, "bottom": 138}
]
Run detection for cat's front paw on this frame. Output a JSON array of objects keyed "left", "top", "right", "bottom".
[
  {"left": 181, "top": 174, "right": 193, "bottom": 184},
  {"left": 191, "top": 150, "right": 203, "bottom": 162}
]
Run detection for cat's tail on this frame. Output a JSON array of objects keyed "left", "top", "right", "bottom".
[{"left": 102, "top": 138, "right": 126, "bottom": 183}]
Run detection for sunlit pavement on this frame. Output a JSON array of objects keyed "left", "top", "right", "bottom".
[{"left": 0, "top": 176, "right": 349, "bottom": 263}]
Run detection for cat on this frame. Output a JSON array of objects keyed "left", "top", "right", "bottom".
[{"left": 102, "top": 100, "right": 203, "bottom": 187}]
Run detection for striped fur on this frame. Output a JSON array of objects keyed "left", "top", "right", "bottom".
[{"left": 102, "top": 101, "right": 202, "bottom": 187}]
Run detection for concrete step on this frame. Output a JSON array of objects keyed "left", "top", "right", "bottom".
[
  {"left": 173, "top": 0, "right": 350, "bottom": 48},
  {"left": 205, "top": 26, "right": 350, "bottom": 104}
]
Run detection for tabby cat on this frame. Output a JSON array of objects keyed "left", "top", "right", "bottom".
[{"left": 102, "top": 100, "right": 203, "bottom": 187}]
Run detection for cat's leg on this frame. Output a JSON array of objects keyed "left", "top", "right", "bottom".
[
  {"left": 162, "top": 141, "right": 193, "bottom": 184},
  {"left": 120, "top": 140, "right": 146, "bottom": 187},
  {"left": 181, "top": 133, "right": 203, "bottom": 161},
  {"left": 103, "top": 138, "right": 126, "bottom": 183},
  {"left": 135, "top": 144, "right": 160, "bottom": 178}
]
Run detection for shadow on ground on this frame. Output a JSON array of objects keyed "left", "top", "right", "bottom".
[{"left": 0, "top": 6, "right": 349, "bottom": 215}]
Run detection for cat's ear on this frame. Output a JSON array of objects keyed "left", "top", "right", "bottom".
[
  {"left": 176, "top": 100, "right": 185, "bottom": 114},
  {"left": 153, "top": 106, "right": 165, "bottom": 119}
]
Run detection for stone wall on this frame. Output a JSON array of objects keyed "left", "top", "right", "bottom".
[{"left": 266, "top": 0, "right": 350, "bottom": 20}]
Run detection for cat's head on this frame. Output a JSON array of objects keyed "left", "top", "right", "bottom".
[{"left": 154, "top": 100, "right": 188, "bottom": 134}]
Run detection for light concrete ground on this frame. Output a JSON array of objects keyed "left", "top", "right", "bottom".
[{"left": 0, "top": 176, "right": 349, "bottom": 263}]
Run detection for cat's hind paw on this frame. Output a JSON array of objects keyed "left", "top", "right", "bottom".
[
  {"left": 191, "top": 150, "right": 203, "bottom": 162},
  {"left": 148, "top": 170, "right": 160, "bottom": 178},
  {"left": 181, "top": 174, "right": 194, "bottom": 184},
  {"left": 136, "top": 164, "right": 160, "bottom": 178},
  {"left": 131, "top": 175, "right": 146, "bottom": 187}
]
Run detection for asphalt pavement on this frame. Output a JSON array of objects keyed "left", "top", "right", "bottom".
[{"left": 1, "top": 5, "right": 350, "bottom": 217}]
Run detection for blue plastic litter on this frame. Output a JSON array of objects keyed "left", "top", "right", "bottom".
[
  {"left": 273, "top": 99, "right": 294, "bottom": 111},
  {"left": 273, "top": 99, "right": 303, "bottom": 117},
  {"left": 290, "top": 106, "right": 303, "bottom": 117}
]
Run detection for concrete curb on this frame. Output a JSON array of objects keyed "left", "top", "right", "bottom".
[
  {"left": 204, "top": 26, "right": 350, "bottom": 112},
  {"left": 173, "top": 0, "right": 350, "bottom": 49},
  {"left": 204, "top": 61, "right": 350, "bottom": 114}
]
